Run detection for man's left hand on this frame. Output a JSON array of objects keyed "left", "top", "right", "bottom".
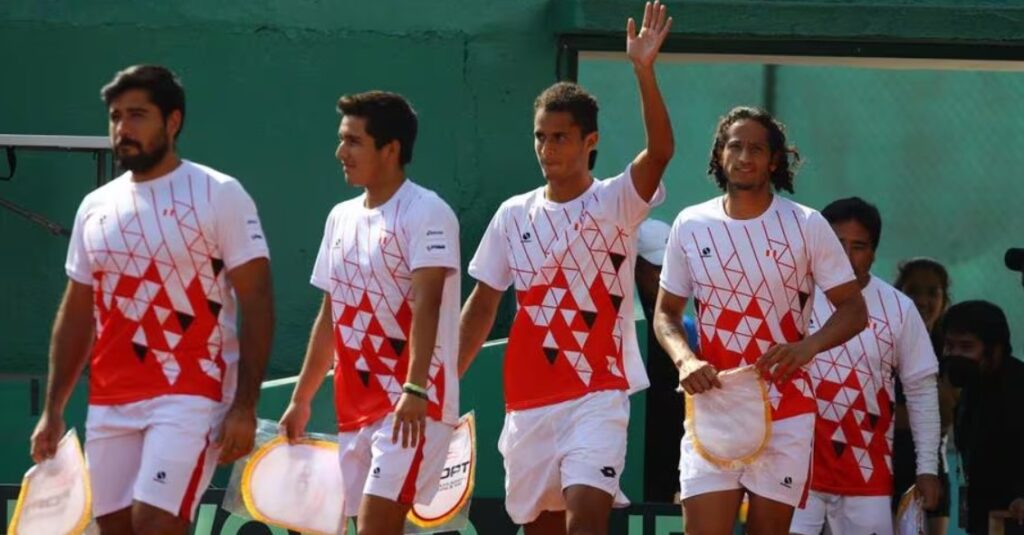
[
  {"left": 915, "top": 474, "right": 942, "bottom": 511},
  {"left": 391, "top": 393, "right": 428, "bottom": 449},
  {"left": 756, "top": 339, "right": 818, "bottom": 383}
]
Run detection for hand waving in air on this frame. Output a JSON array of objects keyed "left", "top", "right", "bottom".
[{"left": 627, "top": 1, "right": 673, "bottom": 70}]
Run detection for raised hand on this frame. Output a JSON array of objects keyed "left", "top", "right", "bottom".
[{"left": 626, "top": 1, "right": 673, "bottom": 70}]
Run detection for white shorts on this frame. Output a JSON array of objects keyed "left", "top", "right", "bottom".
[
  {"left": 790, "top": 491, "right": 893, "bottom": 535},
  {"left": 85, "top": 395, "right": 227, "bottom": 521},
  {"left": 336, "top": 414, "right": 454, "bottom": 518},
  {"left": 679, "top": 413, "right": 814, "bottom": 508},
  {"left": 499, "top": 390, "right": 631, "bottom": 525}
]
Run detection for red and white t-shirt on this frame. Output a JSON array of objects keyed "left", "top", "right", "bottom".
[
  {"left": 311, "top": 180, "right": 461, "bottom": 432},
  {"left": 659, "top": 195, "right": 855, "bottom": 420},
  {"left": 808, "top": 275, "right": 938, "bottom": 495},
  {"left": 469, "top": 165, "right": 663, "bottom": 412},
  {"left": 65, "top": 160, "right": 269, "bottom": 405}
]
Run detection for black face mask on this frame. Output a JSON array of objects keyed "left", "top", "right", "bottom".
[{"left": 944, "top": 355, "right": 981, "bottom": 388}]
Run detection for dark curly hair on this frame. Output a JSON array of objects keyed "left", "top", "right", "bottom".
[
  {"left": 707, "top": 106, "right": 800, "bottom": 193},
  {"left": 534, "top": 82, "right": 598, "bottom": 136},
  {"left": 534, "top": 82, "right": 600, "bottom": 170}
]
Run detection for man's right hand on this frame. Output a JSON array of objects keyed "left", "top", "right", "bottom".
[
  {"left": 678, "top": 360, "right": 721, "bottom": 395},
  {"left": 30, "top": 412, "right": 65, "bottom": 463},
  {"left": 278, "top": 401, "right": 311, "bottom": 444}
]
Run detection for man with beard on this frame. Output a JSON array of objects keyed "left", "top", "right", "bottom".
[
  {"left": 940, "top": 300, "right": 1024, "bottom": 533},
  {"left": 654, "top": 107, "right": 868, "bottom": 534},
  {"left": 30, "top": 65, "right": 274, "bottom": 535}
]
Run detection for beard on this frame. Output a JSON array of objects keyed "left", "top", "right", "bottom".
[
  {"left": 728, "top": 180, "right": 759, "bottom": 191},
  {"left": 116, "top": 134, "right": 170, "bottom": 174},
  {"left": 725, "top": 169, "right": 771, "bottom": 193}
]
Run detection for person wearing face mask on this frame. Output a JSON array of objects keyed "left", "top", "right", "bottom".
[
  {"left": 940, "top": 300, "right": 1024, "bottom": 533},
  {"left": 891, "top": 258, "right": 955, "bottom": 533}
]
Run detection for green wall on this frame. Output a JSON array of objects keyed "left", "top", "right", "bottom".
[{"left": 0, "top": 0, "right": 557, "bottom": 378}]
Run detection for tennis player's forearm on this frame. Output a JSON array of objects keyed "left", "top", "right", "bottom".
[
  {"left": 44, "top": 281, "right": 94, "bottom": 416},
  {"left": 291, "top": 298, "right": 335, "bottom": 405},
  {"left": 458, "top": 285, "right": 501, "bottom": 377},
  {"left": 654, "top": 309, "right": 698, "bottom": 368}
]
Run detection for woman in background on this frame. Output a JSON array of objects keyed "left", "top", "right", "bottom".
[{"left": 892, "top": 257, "right": 955, "bottom": 534}]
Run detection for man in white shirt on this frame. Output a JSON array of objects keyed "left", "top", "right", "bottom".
[
  {"left": 457, "top": 2, "right": 675, "bottom": 532},
  {"left": 655, "top": 107, "right": 868, "bottom": 534},
  {"left": 789, "top": 196, "right": 941, "bottom": 535},
  {"left": 278, "top": 91, "right": 461, "bottom": 535},
  {"left": 30, "top": 64, "right": 274, "bottom": 535}
]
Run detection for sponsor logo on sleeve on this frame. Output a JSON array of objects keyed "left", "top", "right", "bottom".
[{"left": 246, "top": 218, "right": 264, "bottom": 241}]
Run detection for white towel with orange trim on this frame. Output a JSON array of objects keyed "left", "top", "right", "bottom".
[
  {"left": 685, "top": 365, "right": 772, "bottom": 470},
  {"left": 9, "top": 429, "right": 92, "bottom": 535}
]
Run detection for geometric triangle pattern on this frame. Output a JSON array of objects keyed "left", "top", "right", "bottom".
[
  {"left": 806, "top": 278, "right": 909, "bottom": 495},
  {"left": 503, "top": 194, "right": 634, "bottom": 410},
  {"left": 681, "top": 202, "right": 819, "bottom": 421},
  {"left": 78, "top": 169, "right": 249, "bottom": 404},
  {"left": 323, "top": 191, "right": 451, "bottom": 431}
]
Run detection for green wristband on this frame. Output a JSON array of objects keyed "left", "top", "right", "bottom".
[{"left": 402, "top": 382, "right": 428, "bottom": 400}]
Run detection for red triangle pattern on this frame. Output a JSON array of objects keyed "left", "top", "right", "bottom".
[
  {"left": 504, "top": 209, "right": 631, "bottom": 409},
  {"left": 808, "top": 286, "right": 903, "bottom": 494},
  {"left": 329, "top": 223, "right": 447, "bottom": 429},
  {"left": 87, "top": 173, "right": 229, "bottom": 403}
]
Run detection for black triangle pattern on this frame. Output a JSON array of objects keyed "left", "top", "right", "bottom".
[
  {"left": 609, "top": 252, "right": 626, "bottom": 272},
  {"left": 389, "top": 338, "right": 407, "bottom": 357},
  {"left": 177, "top": 312, "right": 194, "bottom": 331}
]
